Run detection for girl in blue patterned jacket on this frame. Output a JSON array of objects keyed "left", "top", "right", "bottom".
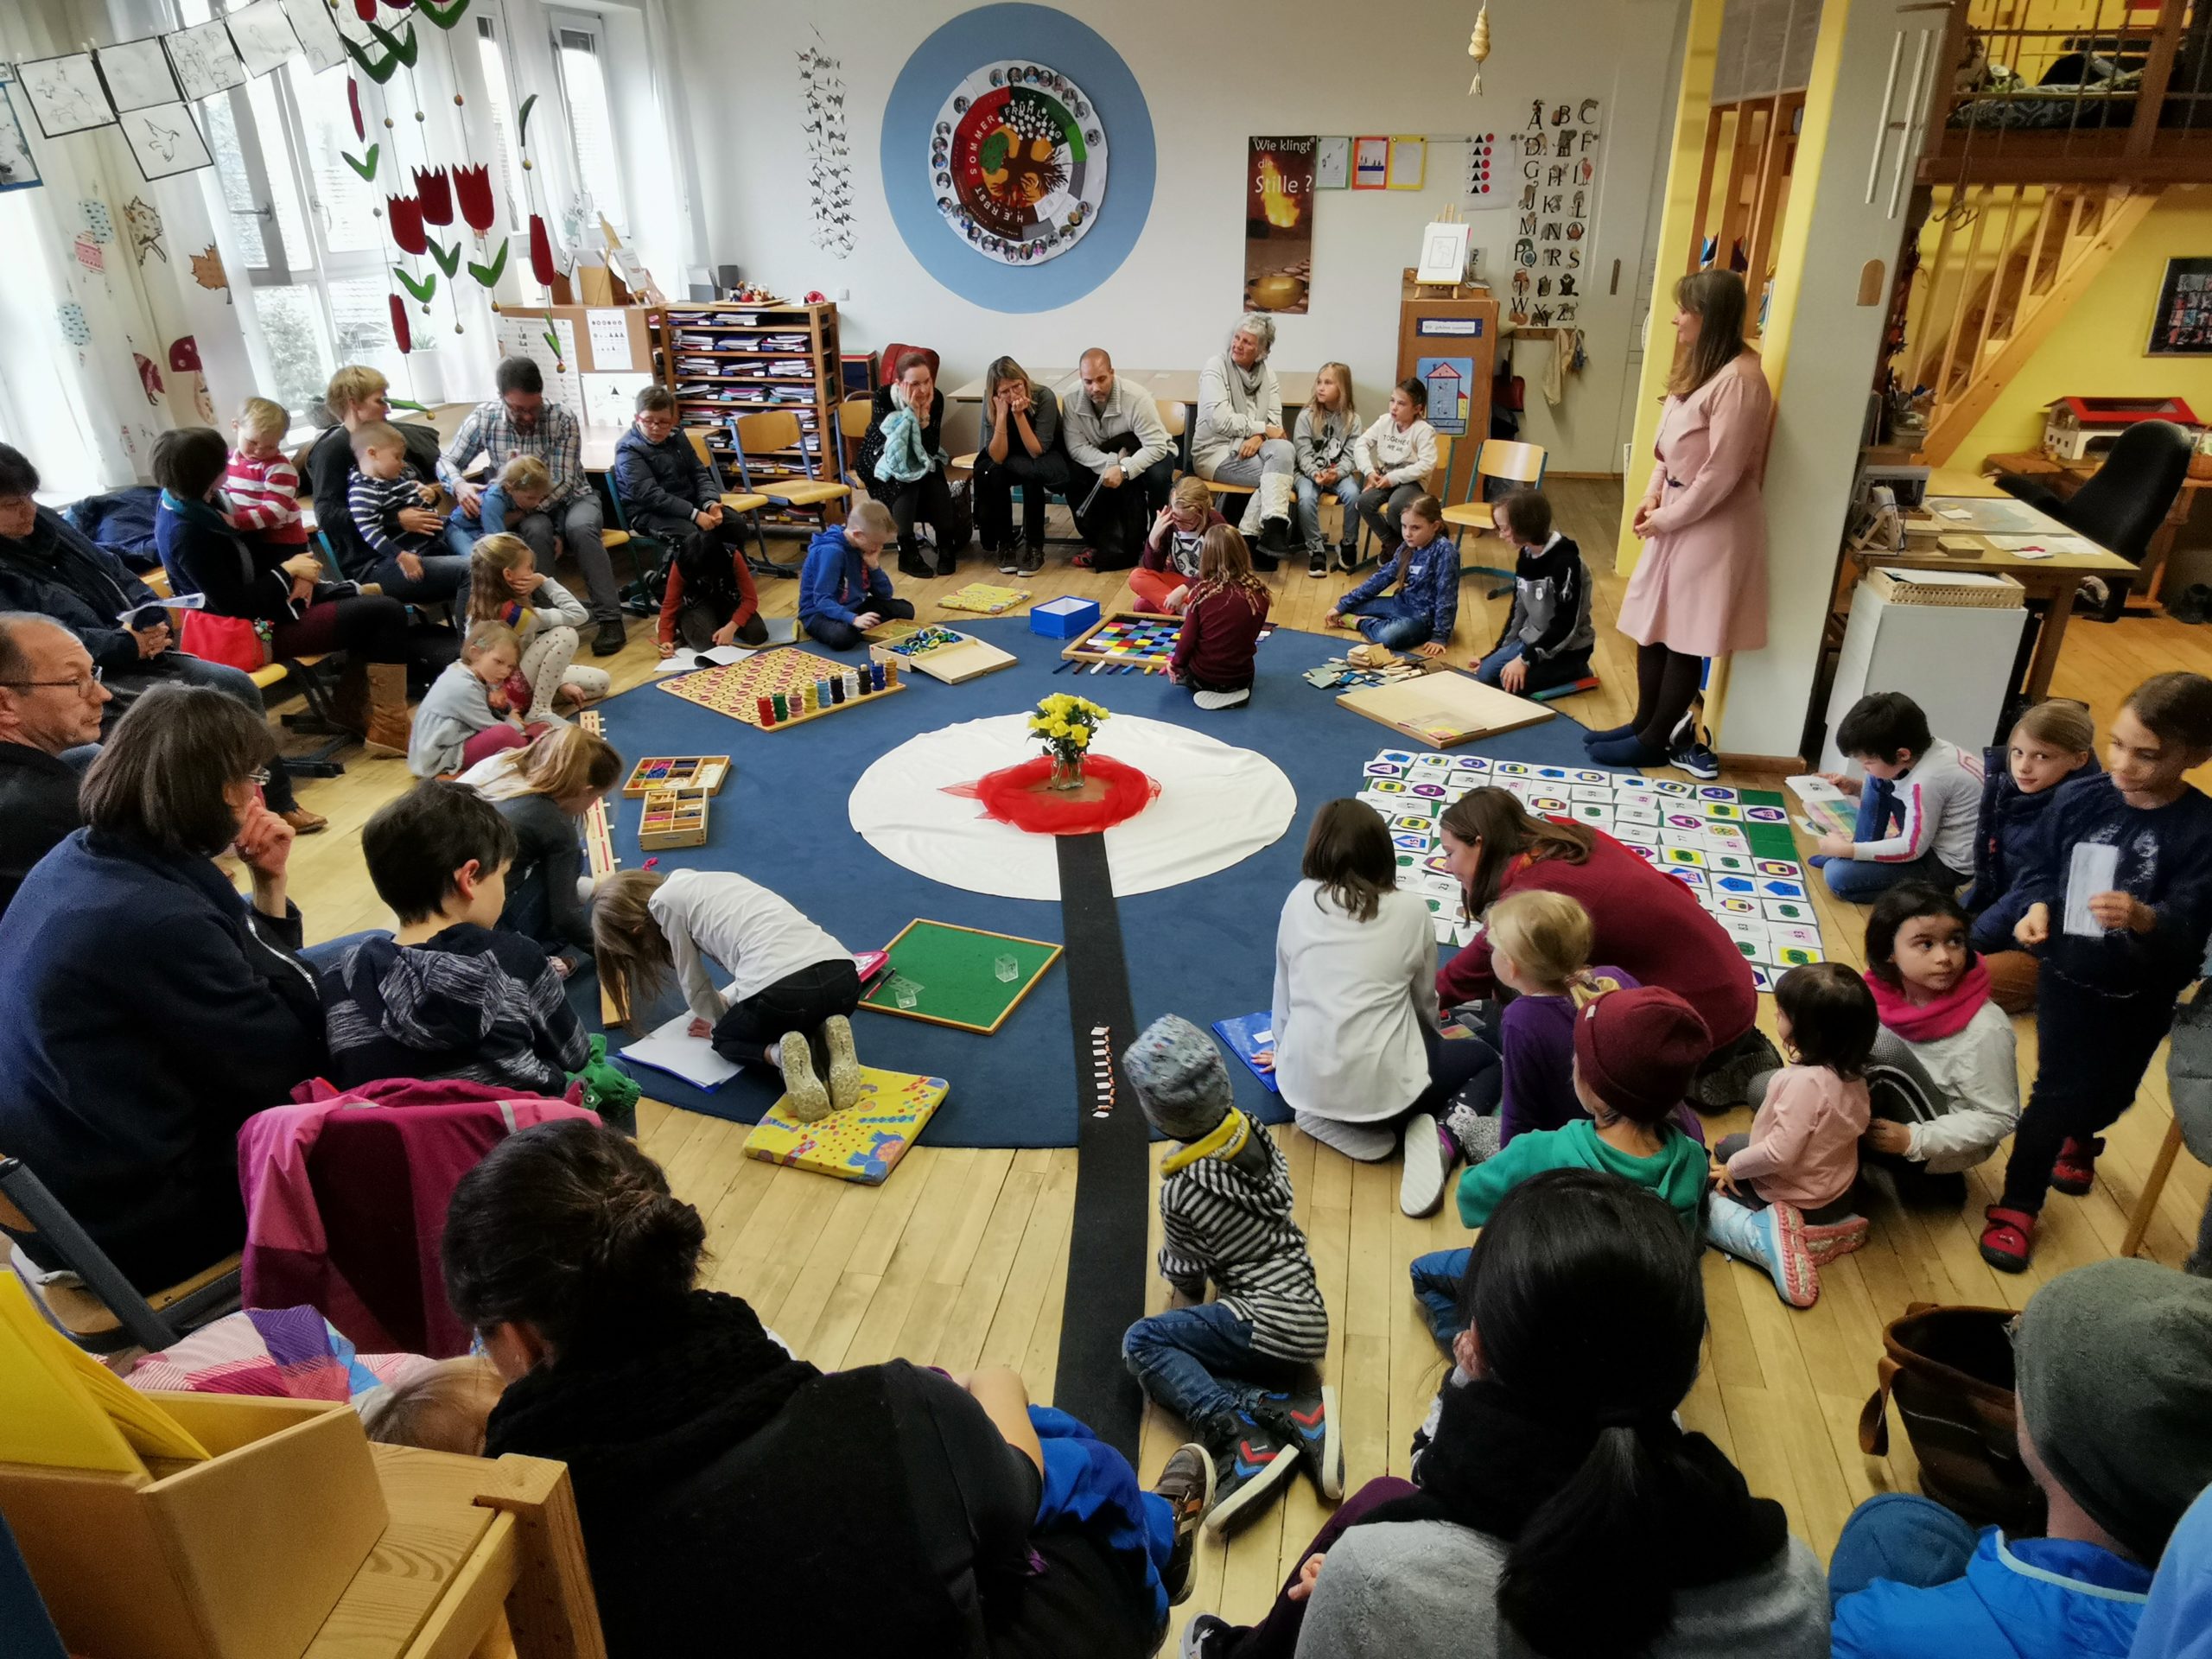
[{"left": 1325, "top": 494, "right": 1456, "bottom": 657}]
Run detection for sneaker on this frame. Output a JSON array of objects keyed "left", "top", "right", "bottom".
[
  {"left": 1399, "top": 1113, "right": 1451, "bottom": 1217},
  {"left": 1070, "top": 548, "right": 1099, "bottom": 569},
  {"left": 820, "top": 1014, "right": 864, "bottom": 1113},
  {"left": 1192, "top": 687, "right": 1250, "bottom": 711},
  {"left": 1980, "top": 1205, "right": 2036, "bottom": 1273},
  {"left": 1181, "top": 1613, "right": 1232, "bottom": 1659},
  {"left": 2050, "top": 1135, "right": 2104, "bottom": 1197},
  {"left": 1308, "top": 548, "right": 1328, "bottom": 577},
  {"left": 1669, "top": 702, "right": 1702, "bottom": 750},
  {"left": 1018, "top": 545, "right": 1045, "bottom": 577},
  {"left": 1337, "top": 541, "right": 1358, "bottom": 573},
  {"left": 1151, "top": 1442, "right": 1213, "bottom": 1605},
  {"left": 778, "top": 1033, "right": 832, "bottom": 1123},
  {"left": 1199, "top": 1408, "right": 1300, "bottom": 1535},
  {"left": 997, "top": 545, "right": 1019, "bottom": 575},
  {"left": 897, "top": 551, "right": 934, "bottom": 580},
  {"left": 1672, "top": 741, "right": 1721, "bottom": 780},
  {"left": 591, "top": 619, "right": 627, "bottom": 657},
  {"left": 1802, "top": 1212, "right": 1871, "bottom": 1264},
  {"left": 1255, "top": 1386, "right": 1343, "bottom": 1501}
]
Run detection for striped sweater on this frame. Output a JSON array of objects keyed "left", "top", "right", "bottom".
[
  {"left": 224, "top": 450, "right": 308, "bottom": 548},
  {"left": 1159, "top": 1130, "right": 1328, "bottom": 1361}
]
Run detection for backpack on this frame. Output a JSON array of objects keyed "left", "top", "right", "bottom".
[{"left": 1858, "top": 1301, "right": 2048, "bottom": 1535}]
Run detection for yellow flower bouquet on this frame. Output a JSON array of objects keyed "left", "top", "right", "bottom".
[{"left": 1029, "top": 692, "right": 1109, "bottom": 788}]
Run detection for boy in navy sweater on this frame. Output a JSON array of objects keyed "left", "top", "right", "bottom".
[
  {"left": 1981, "top": 672, "right": 2212, "bottom": 1271},
  {"left": 797, "top": 499, "right": 913, "bottom": 651},
  {"left": 1325, "top": 493, "right": 1456, "bottom": 656},
  {"left": 1472, "top": 488, "right": 1593, "bottom": 697}
]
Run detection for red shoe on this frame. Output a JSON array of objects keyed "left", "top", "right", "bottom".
[
  {"left": 1070, "top": 548, "right": 1097, "bottom": 569},
  {"left": 2050, "top": 1135, "right": 2104, "bottom": 1197},
  {"left": 1980, "top": 1205, "right": 2036, "bottom": 1273}
]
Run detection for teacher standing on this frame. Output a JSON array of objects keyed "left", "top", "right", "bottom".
[{"left": 1587, "top": 270, "right": 1771, "bottom": 771}]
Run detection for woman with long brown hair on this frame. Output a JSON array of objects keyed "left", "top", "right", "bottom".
[
  {"left": 974, "top": 355, "right": 1071, "bottom": 578},
  {"left": 1433, "top": 787, "right": 1774, "bottom": 1106},
  {"left": 1592, "top": 269, "right": 1772, "bottom": 772}
]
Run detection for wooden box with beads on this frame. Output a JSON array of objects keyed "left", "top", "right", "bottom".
[{"left": 638, "top": 788, "right": 710, "bottom": 850}]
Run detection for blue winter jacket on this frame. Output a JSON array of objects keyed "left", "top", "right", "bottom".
[
  {"left": 1338, "top": 532, "right": 1459, "bottom": 645},
  {"left": 2130, "top": 1483, "right": 2212, "bottom": 1659},
  {"left": 797, "top": 527, "right": 892, "bottom": 631},
  {"left": 1963, "top": 742, "right": 2100, "bottom": 952},
  {"left": 1832, "top": 1529, "right": 2151, "bottom": 1659}
]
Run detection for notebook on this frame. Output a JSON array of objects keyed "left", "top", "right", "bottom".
[{"left": 1211, "top": 1012, "right": 1282, "bottom": 1094}]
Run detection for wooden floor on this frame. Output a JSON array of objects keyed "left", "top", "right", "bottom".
[{"left": 275, "top": 479, "right": 2212, "bottom": 1640}]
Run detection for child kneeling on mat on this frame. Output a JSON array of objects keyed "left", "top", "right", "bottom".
[
  {"left": 592, "top": 868, "right": 862, "bottom": 1122},
  {"left": 1168, "top": 524, "right": 1270, "bottom": 712},
  {"left": 798, "top": 499, "right": 913, "bottom": 651},
  {"left": 1472, "top": 489, "right": 1594, "bottom": 697},
  {"left": 410, "top": 620, "right": 547, "bottom": 778},
  {"left": 1120, "top": 1015, "right": 1337, "bottom": 1536}
]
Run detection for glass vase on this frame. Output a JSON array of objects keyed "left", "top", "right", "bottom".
[{"left": 1047, "top": 751, "right": 1086, "bottom": 791}]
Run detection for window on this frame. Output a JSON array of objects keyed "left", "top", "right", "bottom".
[
  {"left": 550, "top": 12, "right": 629, "bottom": 234},
  {"left": 474, "top": 17, "right": 527, "bottom": 233}
]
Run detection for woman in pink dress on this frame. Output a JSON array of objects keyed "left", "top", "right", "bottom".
[{"left": 1586, "top": 270, "right": 1772, "bottom": 770}]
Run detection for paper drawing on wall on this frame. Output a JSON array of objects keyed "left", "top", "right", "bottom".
[
  {"left": 931, "top": 60, "right": 1108, "bottom": 266},
  {"left": 19, "top": 54, "right": 114, "bottom": 139},
  {"left": 189, "top": 243, "right": 232, "bottom": 302},
  {"left": 1465, "top": 131, "right": 1503, "bottom": 205},
  {"left": 0, "top": 78, "right": 41, "bottom": 192},
  {"left": 95, "top": 38, "right": 182, "bottom": 116},
  {"left": 1510, "top": 96, "right": 1600, "bottom": 325},
  {"left": 1351, "top": 135, "right": 1389, "bottom": 189},
  {"left": 2147, "top": 257, "right": 2212, "bottom": 355},
  {"left": 124, "top": 196, "right": 167, "bottom": 264},
  {"left": 165, "top": 19, "right": 250, "bottom": 102},
  {"left": 1415, "top": 356, "right": 1475, "bottom": 435},
  {"left": 798, "top": 46, "right": 855, "bottom": 258},
  {"left": 282, "top": 0, "right": 350, "bottom": 75},
  {"left": 1244, "top": 137, "right": 1315, "bottom": 315},
  {"left": 120, "top": 104, "right": 214, "bottom": 183},
  {"left": 226, "top": 0, "right": 305, "bottom": 78},
  {"left": 1314, "top": 136, "right": 1350, "bottom": 190}
]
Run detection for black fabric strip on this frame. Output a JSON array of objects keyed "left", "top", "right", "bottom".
[{"left": 1051, "top": 830, "right": 1149, "bottom": 1464}]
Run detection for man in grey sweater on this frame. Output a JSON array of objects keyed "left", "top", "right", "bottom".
[{"left": 1061, "top": 348, "right": 1173, "bottom": 571}]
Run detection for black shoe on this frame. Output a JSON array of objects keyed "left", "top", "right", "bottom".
[
  {"left": 996, "top": 544, "right": 1019, "bottom": 575},
  {"left": 1254, "top": 1386, "right": 1343, "bottom": 1501},
  {"left": 1018, "top": 545, "right": 1044, "bottom": 577},
  {"left": 1338, "top": 541, "right": 1359, "bottom": 572},
  {"left": 1181, "top": 1613, "right": 1232, "bottom": 1658},
  {"left": 1200, "top": 1408, "right": 1300, "bottom": 1535},
  {"left": 591, "top": 619, "right": 626, "bottom": 657},
  {"left": 1152, "top": 1442, "right": 1213, "bottom": 1605},
  {"left": 1308, "top": 548, "right": 1328, "bottom": 577},
  {"left": 1688, "top": 1026, "right": 1783, "bottom": 1111},
  {"left": 1672, "top": 741, "right": 1721, "bottom": 780},
  {"left": 897, "top": 552, "right": 932, "bottom": 579},
  {"left": 1249, "top": 546, "right": 1281, "bottom": 573}
]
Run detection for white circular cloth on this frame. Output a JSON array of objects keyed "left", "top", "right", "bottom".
[{"left": 848, "top": 713, "right": 1297, "bottom": 899}]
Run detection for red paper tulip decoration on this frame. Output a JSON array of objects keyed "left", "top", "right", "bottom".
[
  {"left": 390, "top": 293, "right": 413, "bottom": 354},
  {"left": 348, "top": 78, "right": 365, "bottom": 143},
  {"left": 387, "top": 194, "right": 427, "bottom": 256},
  {"left": 529, "top": 213, "right": 557, "bottom": 285},
  {"left": 454, "top": 164, "right": 497, "bottom": 235},
  {"left": 412, "top": 167, "right": 454, "bottom": 226}
]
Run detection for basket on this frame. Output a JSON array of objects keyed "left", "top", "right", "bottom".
[{"left": 1866, "top": 566, "right": 2024, "bottom": 609}]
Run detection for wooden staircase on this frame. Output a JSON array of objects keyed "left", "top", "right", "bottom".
[{"left": 1910, "top": 182, "right": 2159, "bottom": 464}]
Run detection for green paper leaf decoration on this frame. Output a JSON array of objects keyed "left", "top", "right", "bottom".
[
  {"left": 390, "top": 398, "right": 432, "bottom": 414},
  {"left": 428, "top": 238, "right": 463, "bottom": 278},
  {"left": 342, "top": 143, "right": 380, "bottom": 181},
  {"left": 395, "top": 265, "right": 439, "bottom": 304},
  {"left": 517, "top": 93, "right": 538, "bottom": 149},
  {"left": 417, "top": 0, "right": 473, "bottom": 28},
  {"left": 366, "top": 18, "right": 421, "bottom": 67},
  {"left": 343, "top": 36, "right": 404, "bottom": 83},
  {"left": 467, "top": 238, "right": 510, "bottom": 289}
]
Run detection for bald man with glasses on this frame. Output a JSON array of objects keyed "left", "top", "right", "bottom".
[{"left": 0, "top": 613, "right": 110, "bottom": 916}]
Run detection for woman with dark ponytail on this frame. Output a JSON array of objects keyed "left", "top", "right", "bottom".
[
  {"left": 441, "top": 1120, "right": 1210, "bottom": 1658},
  {"left": 1182, "top": 1168, "right": 1825, "bottom": 1659}
]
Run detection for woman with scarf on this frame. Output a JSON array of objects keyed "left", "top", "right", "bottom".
[
  {"left": 1192, "top": 315, "right": 1297, "bottom": 566},
  {"left": 857, "top": 352, "right": 958, "bottom": 578},
  {"left": 442, "top": 1118, "right": 1211, "bottom": 1658},
  {"left": 150, "top": 428, "right": 415, "bottom": 758},
  {"left": 1182, "top": 1168, "right": 1827, "bottom": 1659}
]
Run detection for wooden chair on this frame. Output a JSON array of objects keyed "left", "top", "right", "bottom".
[
  {"left": 1440, "top": 437, "right": 1548, "bottom": 588},
  {"left": 835, "top": 396, "right": 877, "bottom": 493},
  {"left": 728, "top": 411, "right": 850, "bottom": 575},
  {"left": 0, "top": 1156, "right": 240, "bottom": 1354}
]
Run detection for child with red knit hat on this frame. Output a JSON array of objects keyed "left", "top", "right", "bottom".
[{"left": 1408, "top": 985, "right": 1714, "bottom": 1347}]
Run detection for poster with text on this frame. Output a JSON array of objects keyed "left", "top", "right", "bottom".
[
  {"left": 1245, "top": 135, "right": 1316, "bottom": 316},
  {"left": 1509, "top": 97, "right": 1603, "bottom": 328}
]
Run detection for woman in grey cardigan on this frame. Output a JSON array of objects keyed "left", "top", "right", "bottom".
[
  {"left": 1182, "top": 1169, "right": 1827, "bottom": 1659},
  {"left": 1193, "top": 314, "right": 1295, "bottom": 565},
  {"left": 973, "top": 355, "right": 1071, "bottom": 577}
]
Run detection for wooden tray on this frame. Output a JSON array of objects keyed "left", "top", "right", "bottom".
[{"left": 1335, "top": 667, "right": 1553, "bottom": 748}]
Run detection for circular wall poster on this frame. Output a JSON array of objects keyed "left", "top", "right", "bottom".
[{"left": 930, "top": 61, "right": 1107, "bottom": 265}]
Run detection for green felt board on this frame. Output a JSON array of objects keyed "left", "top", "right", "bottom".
[
  {"left": 861, "top": 920, "right": 1062, "bottom": 1033},
  {"left": 1745, "top": 825, "right": 1801, "bottom": 861},
  {"left": 1739, "top": 788, "right": 1786, "bottom": 808}
]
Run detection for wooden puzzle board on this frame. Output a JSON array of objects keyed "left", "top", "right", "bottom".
[
  {"left": 1355, "top": 747, "right": 1823, "bottom": 984},
  {"left": 623, "top": 756, "right": 728, "bottom": 797},
  {"left": 1337, "top": 668, "right": 1553, "bottom": 748},
  {"left": 870, "top": 625, "right": 1017, "bottom": 684},
  {"left": 743, "top": 1066, "right": 950, "bottom": 1185},
  {"left": 580, "top": 712, "right": 623, "bottom": 1025},
  {"left": 859, "top": 919, "right": 1063, "bottom": 1034},
  {"left": 1061, "top": 611, "right": 1181, "bottom": 669},
  {"left": 938, "top": 582, "right": 1033, "bottom": 615},
  {"left": 658, "top": 647, "right": 905, "bottom": 730}
]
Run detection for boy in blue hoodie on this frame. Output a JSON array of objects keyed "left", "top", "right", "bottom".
[
  {"left": 798, "top": 499, "right": 912, "bottom": 650},
  {"left": 1830, "top": 1257, "right": 2212, "bottom": 1659}
]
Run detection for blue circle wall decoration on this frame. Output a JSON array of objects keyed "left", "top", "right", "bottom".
[{"left": 883, "top": 5, "right": 1155, "bottom": 311}]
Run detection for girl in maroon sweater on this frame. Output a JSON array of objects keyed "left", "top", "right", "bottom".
[
  {"left": 1169, "top": 524, "right": 1270, "bottom": 711},
  {"left": 1434, "top": 788, "right": 1777, "bottom": 1106}
]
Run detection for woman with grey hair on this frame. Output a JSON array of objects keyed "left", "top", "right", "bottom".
[{"left": 1193, "top": 314, "right": 1295, "bottom": 566}]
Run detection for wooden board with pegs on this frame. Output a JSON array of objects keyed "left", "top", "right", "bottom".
[
  {"left": 623, "top": 755, "right": 730, "bottom": 798},
  {"left": 658, "top": 646, "right": 906, "bottom": 731},
  {"left": 638, "top": 788, "right": 710, "bottom": 850},
  {"left": 580, "top": 711, "right": 624, "bottom": 1025}
]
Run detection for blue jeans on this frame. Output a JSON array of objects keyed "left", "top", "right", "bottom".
[
  {"left": 1821, "top": 783, "right": 1967, "bottom": 901},
  {"left": 1828, "top": 1492, "right": 1978, "bottom": 1608},
  {"left": 444, "top": 523, "right": 481, "bottom": 557},
  {"left": 298, "top": 929, "right": 391, "bottom": 972},
  {"left": 1294, "top": 472, "right": 1361, "bottom": 552},
  {"left": 1472, "top": 639, "right": 1594, "bottom": 695},
  {"left": 363, "top": 550, "right": 471, "bottom": 604},
  {"left": 1122, "top": 1301, "right": 1300, "bottom": 1427},
  {"left": 1344, "top": 593, "right": 1434, "bottom": 651},
  {"left": 1409, "top": 1248, "right": 1471, "bottom": 1351}
]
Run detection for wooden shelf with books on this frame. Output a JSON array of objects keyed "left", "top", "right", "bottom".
[{"left": 658, "top": 301, "right": 841, "bottom": 535}]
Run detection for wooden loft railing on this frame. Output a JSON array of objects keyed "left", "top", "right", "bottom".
[{"left": 1920, "top": 0, "right": 2212, "bottom": 184}]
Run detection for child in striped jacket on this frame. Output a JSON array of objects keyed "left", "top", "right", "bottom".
[
  {"left": 225, "top": 397, "right": 308, "bottom": 550},
  {"left": 1120, "top": 1015, "right": 1338, "bottom": 1536}
]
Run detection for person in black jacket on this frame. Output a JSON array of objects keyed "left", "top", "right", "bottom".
[
  {"left": 611, "top": 386, "right": 739, "bottom": 550},
  {"left": 856, "top": 353, "right": 962, "bottom": 579},
  {"left": 302, "top": 364, "right": 467, "bottom": 599},
  {"left": 442, "top": 1120, "right": 1211, "bottom": 1659},
  {"left": 0, "top": 684, "right": 327, "bottom": 1290},
  {"left": 0, "top": 443, "right": 323, "bottom": 829},
  {"left": 0, "top": 614, "right": 105, "bottom": 918}
]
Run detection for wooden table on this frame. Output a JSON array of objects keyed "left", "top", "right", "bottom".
[
  {"left": 1843, "top": 519, "right": 2138, "bottom": 702},
  {"left": 944, "top": 365, "right": 1318, "bottom": 413},
  {"left": 1981, "top": 448, "right": 2209, "bottom": 607}
]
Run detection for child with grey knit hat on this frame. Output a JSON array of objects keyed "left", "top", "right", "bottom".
[{"left": 1118, "top": 1014, "right": 1338, "bottom": 1536}]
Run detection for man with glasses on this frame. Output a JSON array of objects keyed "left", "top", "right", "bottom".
[
  {"left": 0, "top": 613, "right": 107, "bottom": 917},
  {"left": 441, "top": 357, "right": 626, "bottom": 656}
]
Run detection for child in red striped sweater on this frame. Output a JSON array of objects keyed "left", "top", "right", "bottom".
[{"left": 225, "top": 397, "right": 308, "bottom": 550}]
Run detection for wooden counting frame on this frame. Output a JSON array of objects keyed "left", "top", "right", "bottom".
[
  {"left": 623, "top": 755, "right": 729, "bottom": 798},
  {"left": 638, "top": 789, "right": 710, "bottom": 850},
  {"left": 580, "top": 712, "right": 623, "bottom": 1024}
]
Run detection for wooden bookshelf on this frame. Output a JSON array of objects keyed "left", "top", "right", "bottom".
[{"left": 657, "top": 301, "right": 842, "bottom": 533}]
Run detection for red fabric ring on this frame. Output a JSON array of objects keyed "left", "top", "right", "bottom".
[{"left": 944, "top": 753, "right": 1161, "bottom": 836}]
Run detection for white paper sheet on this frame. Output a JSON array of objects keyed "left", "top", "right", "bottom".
[
  {"left": 225, "top": 0, "right": 303, "bottom": 78},
  {"left": 620, "top": 990, "right": 744, "bottom": 1090},
  {"left": 653, "top": 645, "right": 757, "bottom": 674},
  {"left": 2063, "top": 842, "right": 2120, "bottom": 937},
  {"left": 16, "top": 54, "right": 114, "bottom": 139},
  {"left": 281, "top": 0, "right": 348, "bottom": 76},
  {"left": 118, "top": 103, "right": 213, "bottom": 182},
  {"left": 585, "top": 308, "right": 634, "bottom": 370},
  {"left": 96, "top": 38, "right": 181, "bottom": 114},
  {"left": 164, "top": 19, "right": 248, "bottom": 101}
]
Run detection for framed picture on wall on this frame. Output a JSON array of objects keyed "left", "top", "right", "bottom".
[
  {"left": 1352, "top": 136, "right": 1389, "bottom": 189},
  {"left": 1315, "top": 136, "right": 1350, "bottom": 190},
  {"left": 2146, "top": 256, "right": 2212, "bottom": 355},
  {"left": 1387, "top": 136, "right": 1427, "bottom": 190}
]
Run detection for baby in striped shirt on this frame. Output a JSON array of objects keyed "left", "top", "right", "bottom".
[
  {"left": 226, "top": 396, "right": 308, "bottom": 550},
  {"left": 1120, "top": 1014, "right": 1339, "bottom": 1536}
]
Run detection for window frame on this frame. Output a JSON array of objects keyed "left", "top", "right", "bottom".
[{"left": 546, "top": 6, "right": 632, "bottom": 238}]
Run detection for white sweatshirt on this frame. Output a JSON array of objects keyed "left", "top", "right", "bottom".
[
  {"left": 1853, "top": 737, "right": 1982, "bottom": 876},
  {"left": 1894, "top": 1000, "right": 2020, "bottom": 1173},
  {"left": 649, "top": 868, "right": 848, "bottom": 1020},
  {"left": 1271, "top": 880, "right": 1438, "bottom": 1123},
  {"left": 1352, "top": 415, "right": 1440, "bottom": 488}
]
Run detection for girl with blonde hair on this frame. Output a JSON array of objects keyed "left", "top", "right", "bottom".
[
  {"left": 1131, "top": 474, "right": 1227, "bottom": 613},
  {"left": 1169, "top": 524, "right": 1272, "bottom": 710},
  {"left": 1293, "top": 360, "right": 1361, "bottom": 576},
  {"left": 459, "top": 723, "right": 625, "bottom": 965},
  {"left": 465, "top": 531, "right": 610, "bottom": 723}
]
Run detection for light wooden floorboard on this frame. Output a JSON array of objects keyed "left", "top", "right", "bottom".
[{"left": 266, "top": 480, "right": 2212, "bottom": 1640}]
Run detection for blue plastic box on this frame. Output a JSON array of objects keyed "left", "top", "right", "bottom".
[{"left": 1029, "top": 595, "right": 1101, "bottom": 639}]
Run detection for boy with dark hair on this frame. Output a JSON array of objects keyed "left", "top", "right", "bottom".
[
  {"left": 612, "top": 384, "right": 738, "bottom": 551},
  {"left": 1817, "top": 690, "right": 1981, "bottom": 903},
  {"left": 316, "top": 780, "right": 588, "bottom": 1096},
  {"left": 1473, "top": 487, "right": 1595, "bottom": 698}
]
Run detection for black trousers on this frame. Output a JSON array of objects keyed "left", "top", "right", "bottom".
[
  {"left": 1999, "top": 967, "right": 2177, "bottom": 1212},
  {"left": 673, "top": 601, "right": 768, "bottom": 650},
  {"left": 1073, "top": 455, "right": 1173, "bottom": 571},
  {"left": 806, "top": 595, "right": 914, "bottom": 652},
  {"left": 884, "top": 469, "right": 957, "bottom": 566},
  {"left": 710, "top": 957, "right": 863, "bottom": 1069},
  {"left": 974, "top": 448, "right": 1071, "bottom": 551}
]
